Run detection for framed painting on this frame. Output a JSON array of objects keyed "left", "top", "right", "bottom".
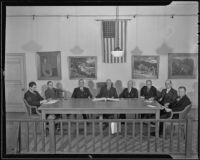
[
  {"left": 36, "top": 51, "right": 61, "bottom": 80},
  {"left": 168, "top": 53, "right": 197, "bottom": 79},
  {"left": 68, "top": 56, "right": 97, "bottom": 79},
  {"left": 132, "top": 56, "right": 159, "bottom": 79}
]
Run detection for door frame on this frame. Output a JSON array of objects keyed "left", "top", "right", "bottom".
[{"left": 5, "top": 53, "right": 27, "bottom": 112}]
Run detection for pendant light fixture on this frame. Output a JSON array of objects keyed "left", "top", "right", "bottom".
[
  {"left": 131, "top": 7, "right": 143, "bottom": 55},
  {"left": 70, "top": 7, "right": 84, "bottom": 54},
  {"left": 111, "top": 6, "right": 124, "bottom": 57}
]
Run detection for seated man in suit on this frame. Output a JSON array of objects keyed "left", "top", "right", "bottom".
[
  {"left": 160, "top": 86, "right": 191, "bottom": 119},
  {"left": 119, "top": 80, "right": 138, "bottom": 98},
  {"left": 24, "top": 81, "right": 47, "bottom": 114},
  {"left": 45, "top": 81, "right": 62, "bottom": 119},
  {"left": 140, "top": 80, "right": 157, "bottom": 100},
  {"left": 96, "top": 79, "right": 118, "bottom": 99},
  {"left": 96, "top": 79, "right": 118, "bottom": 120},
  {"left": 45, "top": 81, "right": 58, "bottom": 99},
  {"left": 157, "top": 79, "right": 178, "bottom": 107},
  {"left": 152, "top": 86, "right": 191, "bottom": 136},
  {"left": 119, "top": 80, "right": 138, "bottom": 119},
  {"left": 72, "top": 79, "right": 93, "bottom": 119}
]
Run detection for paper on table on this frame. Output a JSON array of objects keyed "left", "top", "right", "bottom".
[
  {"left": 147, "top": 104, "right": 156, "bottom": 108},
  {"left": 92, "top": 98, "right": 120, "bottom": 102},
  {"left": 44, "top": 99, "right": 59, "bottom": 105},
  {"left": 92, "top": 98, "right": 106, "bottom": 102}
]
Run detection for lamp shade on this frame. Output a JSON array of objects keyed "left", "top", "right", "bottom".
[{"left": 111, "top": 47, "right": 124, "bottom": 57}]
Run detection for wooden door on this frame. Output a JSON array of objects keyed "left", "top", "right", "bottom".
[{"left": 5, "top": 53, "right": 26, "bottom": 112}]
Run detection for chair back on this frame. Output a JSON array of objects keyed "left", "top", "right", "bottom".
[
  {"left": 23, "top": 98, "right": 41, "bottom": 118},
  {"left": 23, "top": 98, "right": 31, "bottom": 117},
  {"left": 179, "top": 104, "right": 192, "bottom": 119}
]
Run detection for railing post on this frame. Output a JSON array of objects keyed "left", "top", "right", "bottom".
[
  {"left": 16, "top": 122, "right": 21, "bottom": 153},
  {"left": 49, "top": 119, "right": 56, "bottom": 154},
  {"left": 185, "top": 117, "right": 193, "bottom": 158}
]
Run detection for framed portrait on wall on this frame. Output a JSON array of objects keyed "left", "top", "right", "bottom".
[
  {"left": 36, "top": 51, "right": 61, "bottom": 80},
  {"left": 68, "top": 56, "right": 97, "bottom": 80},
  {"left": 168, "top": 53, "right": 197, "bottom": 79},
  {"left": 132, "top": 56, "right": 159, "bottom": 79}
]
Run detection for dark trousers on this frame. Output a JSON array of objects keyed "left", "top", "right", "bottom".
[
  {"left": 159, "top": 109, "right": 172, "bottom": 134},
  {"left": 119, "top": 114, "right": 126, "bottom": 119},
  {"left": 82, "top": 114, "right": 88, "bottom": 119}
]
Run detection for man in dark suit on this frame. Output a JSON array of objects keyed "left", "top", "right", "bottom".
[
  {"left": 45, "top": 81, "right": 58, "bottom": 99},
  {"left": 119, "top": 80, "right": 138, "bottom": 98},
  {"left": 140, "top": 80, "right": 157, "bottom": 100},
  {"left": 157, "top": 79, "right": 178, "bottom": 107},
  {"left": 160, "top": 86, "right": 191, "bottom": 119},
  {"left": 72, "top": 79, "right": 93, "bottom": 119},
  {"left": 96, "top": 79, "right": 118, "bottom": 98},
  {"left": 96, "top": 79, "right": 118, "bottom": 120},
  {"left": 24, "top": 81, "right": 47, "bottom": 114},
  {"left": 152, "top": 86, "right": 191, "bottom": 137},
  {"left": 119, "top": 80, "right": 138, "bottom": 119}
]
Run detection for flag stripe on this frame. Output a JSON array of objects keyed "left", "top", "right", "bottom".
[
  {"left": 121, "top": 21, "right": 123, "bottom": 63},
  {"left": 106, "top": 38, "right": 109, "bottom": 63},
  {"left": 124, "top": 21, "right": 127, "bottom": 63},
  {"left": 110, "top": 38, "right": 113, "bottom": 63}
]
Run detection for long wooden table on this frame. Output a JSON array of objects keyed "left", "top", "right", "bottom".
[{"left": 39, "top": 98, "right": 161, "bottom": 120}]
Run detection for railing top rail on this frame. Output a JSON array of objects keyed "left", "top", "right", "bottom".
[{"left": 6, "top": 118, "right": 188, "bottom": 122}]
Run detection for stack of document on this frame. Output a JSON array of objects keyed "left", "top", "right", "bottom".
[
  {"left": 44, "top": 99, "right": 59, "bottom": 105},
  {"left": 147, "top": 104, "right": 156, "bottom": 108},
  {"left": 92, "top": 98, "right": 120, "bottom": 102}
]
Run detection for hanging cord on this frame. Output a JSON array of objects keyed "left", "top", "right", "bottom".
[{"left": 116, "top": 6, "right": 119, "bottom": 48}]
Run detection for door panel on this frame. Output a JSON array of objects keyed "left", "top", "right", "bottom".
[{"left": 5, "top": 53, "right": 26, "bottom": 112}]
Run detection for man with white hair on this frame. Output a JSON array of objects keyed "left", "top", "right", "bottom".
[
  {"left": 157, "top": 79, "right": 178, "bottom": 107},
  {"left": 119, "top": 80, "right": 138, "bottom": 98}
]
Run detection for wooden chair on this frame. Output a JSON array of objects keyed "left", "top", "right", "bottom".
[
  {"left": 168, "top": 104, "right": 192, "bottom": 119},
  {"left": 23, "top": 98, "right": 41, "bottom": 119},
  {"left": 169, "top": 104, "right": 192, "bottom": 139}
]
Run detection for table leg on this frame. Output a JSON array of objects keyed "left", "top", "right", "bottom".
[
  {"left": 99, "top": 114, "right": 103, "bottom": 134},
  {"left": 156, "top": 109, "right": 160, "bottom": 141},
  {"left": 156, "top": 109, "right": 160, "bottom": 120},
  {"left": 41, "top": 111, "right": 47, "bottom": 135}
]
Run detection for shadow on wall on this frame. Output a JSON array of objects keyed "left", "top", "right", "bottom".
[
  {"left": 41, "top": 84, "right": 47, "bottom": 97},
  {"left": 115, "top": 80, "right": 123, "bottom": 95},
  {"left": 139, "top": 82, "right": 146, "bottom": 96},
  {"left": 56, "top": 82, "right": 72, "bottom": 98},
  {"left": 187, "top": 81, "right": 198, "bottom": 106},
  {"left": 88, "top": 80, "right": 98, "bottom": 98}
]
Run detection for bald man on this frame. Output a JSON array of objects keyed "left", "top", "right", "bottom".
[
  {"left": 140, "top": 80, "right": 157, "bottom": 100},
  {"left": 157, "top": 80, "right": 178, "bottom": 107},
  {"left": 119, "top": 80, "right": 138, "bottom": 98},
  {"left": 96, "top": 79, "right": 118, "bottom": 98}
]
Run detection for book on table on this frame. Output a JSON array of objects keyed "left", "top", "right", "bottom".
[{"left": 92, "top": 97, "right": 120, "bottom": 102}]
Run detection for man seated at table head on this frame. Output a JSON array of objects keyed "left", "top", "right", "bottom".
[
  {"left": 24, "top": 81, "right": 47, "bottom": 114},
  {"left": 96, "top": 79, "right": 118, "bottom": 98},
  {"left": 119, "top": 80, "right": 138, "bottom": 98},
  {"left": 152, "top": 86, "right": 192, "bottom": 136},
  {"left": 72, "top": 79, "right": 93, "bottom": 99},
  {"left": 45, "top": 81, "right": 57, "bottom": 100},
  {"left": 157, "top": 79, "right": 178, "bottom": 107},
  {"left": 160, "top": 86, "right": 192, "bottom": 119},
  {"left": 140, "top": 80, "right": 157, "bottom": 100}
]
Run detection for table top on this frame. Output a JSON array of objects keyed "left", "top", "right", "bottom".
[{"left": 39, "top": 98, "right": 161, "bottom": 111}]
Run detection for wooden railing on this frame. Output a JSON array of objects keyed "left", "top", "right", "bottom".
[{"left": 6, "top": 118, "right": 197, "bottom": 158}]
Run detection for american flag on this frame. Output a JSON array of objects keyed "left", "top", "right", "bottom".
[{"left": 101, "top": 20, "right": 127, "bottom": 63}]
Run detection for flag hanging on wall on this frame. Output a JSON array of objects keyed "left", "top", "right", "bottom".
[{"left": 101, "top": 20, "right": 127, "bottom": 63}]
